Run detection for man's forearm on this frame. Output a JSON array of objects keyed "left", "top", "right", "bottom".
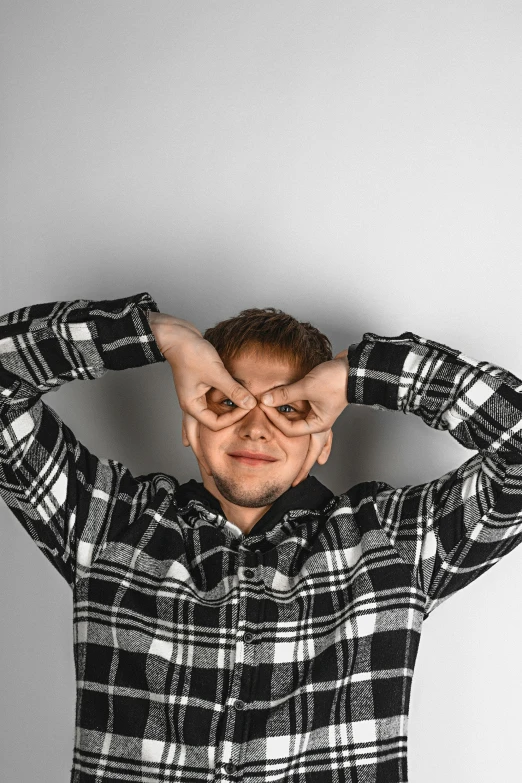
[{"left": 347, "top": 330, "right": 522, "bottom": 464}]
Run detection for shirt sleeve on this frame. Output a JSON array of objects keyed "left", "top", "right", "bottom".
[
  {"left": 0, "top": 291, "right": 167, "bottom": 589},
  {"left": 347, "top": 331, "right": 522, "bottom": 619}
]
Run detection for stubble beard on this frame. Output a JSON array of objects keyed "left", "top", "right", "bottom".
[{"left": 211, "top": 469, "right": 287, "bottom": 508}]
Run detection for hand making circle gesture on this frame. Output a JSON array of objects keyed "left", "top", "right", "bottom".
[
  {"left": 157, "top": 325, "right": 258, "bottom": 431},
  {"left": 256, "top": 349, "right": 349, "bottom": 436}
]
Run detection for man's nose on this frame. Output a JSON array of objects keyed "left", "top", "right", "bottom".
[
  {"left": 243, "top": 398, "right": 263, "bottom": 415},
  {"left": 239, "top": 398, "right": 273, "bottom": 423}
]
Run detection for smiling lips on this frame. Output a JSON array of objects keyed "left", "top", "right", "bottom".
[{"left": 228, "top": 450, "right": 277, "bottom": 466}]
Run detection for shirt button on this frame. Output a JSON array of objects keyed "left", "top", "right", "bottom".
[
  {"left": 234, "top": 699, "right": 245, "bottom": 710},
  {"left": 244, "top": 568, "right": 255, "bottom": 578},
  {"left": 224, "top": 762, "right": 236, "bottom": 773},
  {"left": 244, "top": 632, "right": 254, "bottom": 643}
]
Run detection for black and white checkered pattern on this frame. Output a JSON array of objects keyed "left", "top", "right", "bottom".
[{"left": 1, "top": 292, "right": 521, "bottom": 782}]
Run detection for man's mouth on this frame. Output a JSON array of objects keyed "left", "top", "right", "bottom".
[{"left": 228, "top": 451, "right": 277, "bottom": 466}]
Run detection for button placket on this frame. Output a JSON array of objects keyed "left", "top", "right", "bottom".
[{"left": 220, "top": 558, "right": 259, "bottom": 776}]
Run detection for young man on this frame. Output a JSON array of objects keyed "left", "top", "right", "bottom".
[{"left": 1, "top": 291, "right": 521, "bottom": 783}]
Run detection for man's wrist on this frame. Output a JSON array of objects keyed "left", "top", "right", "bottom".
[
  {"left": 333, "top": 350, "right": 350, "bottom": 404},
  {"left": 147, "top": 313, "right": 202, "bottom": 355},
  {"left": 153, "top": 323, "right": 203, "bottom": 357}
]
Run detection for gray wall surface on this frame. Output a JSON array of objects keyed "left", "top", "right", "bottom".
[{"left": 1, "top": 2, "right": 521, "bottom": 780}]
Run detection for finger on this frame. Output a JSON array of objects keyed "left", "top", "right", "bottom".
[
  {"left": 183, "top": 411, "right": 212, "bottom": 476},
  {"left": 185, "top": 400, "right": 253, "bottom": 431},
  {"left": 291, "top": 432, "right": 328, "bottom": 487},
  {"left": 182, "top": 411, "right": 196, "bottom": 453},
  {"left": 182, "top": 411, "right": 198, "bottom": 450},
  {"left": 290, "top": 440, "right": 314, "bottom": 487},
  {"left": 260, "top": 380, "right": 308, "bottom": 408},
  {"left": 258, "top": 402, "right": 329, "bottom": 436},
  {"left": 210, "top": 363, "right": 257, "bottom": 410},
  {"left": 181, "top": 415, "right": 189, "bottom": 447}
]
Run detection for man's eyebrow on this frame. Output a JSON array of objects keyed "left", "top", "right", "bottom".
[
  {"left": 233, "top": 377, "right": 290, "bottom": 390},
  {"left": 208, "top": 378, "right": 291, "bottom": 392},
  {"left": 208, "top": 377, "right": 249, "bottom": 390}
]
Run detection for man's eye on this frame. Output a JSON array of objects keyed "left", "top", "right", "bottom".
[{"left": 219, "top": 399, "right": 297, "bottom": 414}]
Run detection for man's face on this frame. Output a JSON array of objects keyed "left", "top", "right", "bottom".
[{"left": 187, "top": 349, "right": 330, "bottom": 509}]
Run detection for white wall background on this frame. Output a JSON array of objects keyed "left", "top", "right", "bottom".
[{"left": 1, "top": 2, "right": 521, "bottom": 780}]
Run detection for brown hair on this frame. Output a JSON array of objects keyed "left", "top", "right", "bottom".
[{"left": 203, "top": 307, "right": 333, "bottom": 377}]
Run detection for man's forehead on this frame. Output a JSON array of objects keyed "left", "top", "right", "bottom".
[{"left": 217, "top": 353, "right": 304, "bottom": 392}]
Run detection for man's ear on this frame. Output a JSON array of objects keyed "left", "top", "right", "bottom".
[{"left": 316, "top": 428, "right": 333, "bottom": 466}]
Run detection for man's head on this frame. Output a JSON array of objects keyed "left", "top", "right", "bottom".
[{"left": 182, "top": 307, "right": 334, "bottom": 512}]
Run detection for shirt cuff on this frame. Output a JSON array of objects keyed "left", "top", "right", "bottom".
[
  {"left": 347, "top": 333, "right": 412, "bottom": 410},
  {"left": 85, "top": 291, "right": 166, "bottom": 371}
]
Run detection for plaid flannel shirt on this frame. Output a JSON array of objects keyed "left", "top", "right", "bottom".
[{"left": 1, "top": 291, "right": 522, "bottom": 783}]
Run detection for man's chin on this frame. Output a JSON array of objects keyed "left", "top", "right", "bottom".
[{"left": 210, "top": 471, "right": 288, "bottom": 509}]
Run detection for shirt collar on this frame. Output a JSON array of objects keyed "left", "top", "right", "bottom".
[{"left": 176, "top": 474, "right": 335, "bottom": 537}]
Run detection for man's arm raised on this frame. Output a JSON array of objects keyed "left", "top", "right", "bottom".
[
  {"left": 0, "top": 291, "right": 166, "bottom": 587},
  {"left": 348, "top": 331, "right": 522, "bottom": 618}
]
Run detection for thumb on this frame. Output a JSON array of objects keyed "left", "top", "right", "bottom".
[
  {"left": 212, "top": 363, "right": 257, "bottom": 409},
  {"left": 261, "top": 380, "right": 305, "bottom": 407}
]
